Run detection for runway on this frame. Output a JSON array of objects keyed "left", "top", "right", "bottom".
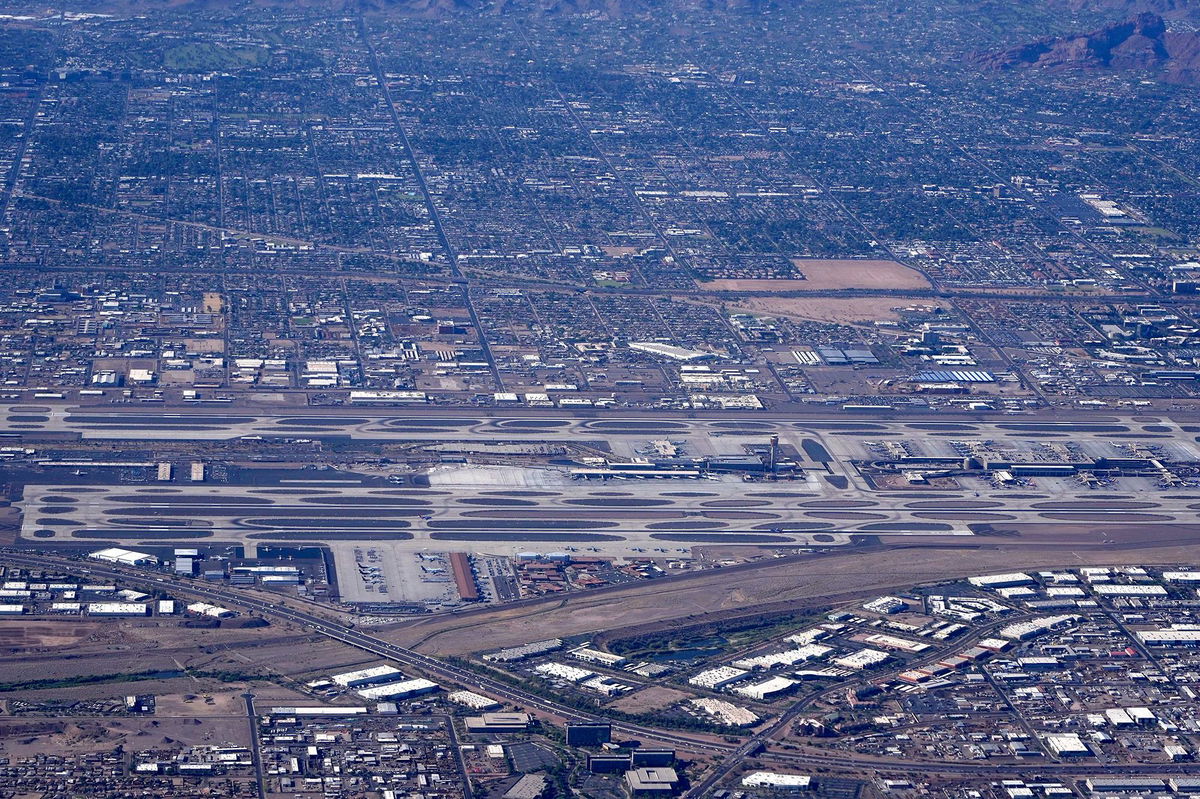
[{"left": 11, "top": 404, "right": 1200, "bottom": 603}]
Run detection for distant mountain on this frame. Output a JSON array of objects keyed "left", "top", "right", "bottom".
[
  {"left": 355, "top": 0, "right": 777, "bottom": 14},
  {"left": 1062, "top": 0, "right": 1199, "bottom": 17},
  {"left": 494, "top": 0, "right": 776, "bottom": 12},
  {"left": 971, "top": 11, "right": 1200, "bottom": 84}
]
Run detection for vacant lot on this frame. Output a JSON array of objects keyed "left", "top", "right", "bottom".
[
  {"left": 610, "top": 686, "right": 692, "bottom": 713},
  {"left": 0, "top": 714, "right": 250, "bottom": 758},
  {"left": 705, "top": 259, "right": 931, "bottom": 291},
  {"left": 726, "top": 296, "right": 949, "bottom": 323},
  {"left": 0, "top": 621, "right": 102, "bottom": 651}
]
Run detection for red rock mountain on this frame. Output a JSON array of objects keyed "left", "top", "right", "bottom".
[{"left": 972, "top": 11, "right": 1200, "bottom": 84}]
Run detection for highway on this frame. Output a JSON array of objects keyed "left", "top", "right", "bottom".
[
  {"left": 9, "top": 547, "right": 1200, "bottom": 794},
  {"left": 0, "top": 549, "right": 729, "bottom": 755}
]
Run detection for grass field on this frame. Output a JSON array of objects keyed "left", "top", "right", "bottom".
[
  {"left": 164, "top": 42, "right": 269, "bottom": 71},
  {"left": 725, "top": 295, "right": 949, "bottom": 323}
]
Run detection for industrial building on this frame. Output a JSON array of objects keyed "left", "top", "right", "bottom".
[
  {"left": 742, "top": 772, "right": 812, "bottom": 790},
  {"left": 186, "top": 602, "right": 234, "bottom": 618},
  {"left": 464, "top": 713, "right": 532, "bottom": 734},
  {"left": 87, "top": 602, "right": 149, "bottom": 616}
]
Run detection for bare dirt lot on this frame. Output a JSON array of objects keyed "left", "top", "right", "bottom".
[
  {"left": 609, "top": 685, "right": 693, "bottom": 713},
  {"left": 0, "top": 621, "right": 103, "bottom": 651},
  {"left": 0, "top": 714, "right": 250, "bottom": 758},
  {"left": 0, "top": 620, "right": 367, "bottom": 704},
  {"left": 705, "top": 259, "right": 931, "bottom": 292}
]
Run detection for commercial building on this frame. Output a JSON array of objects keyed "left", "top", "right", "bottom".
[
  {"left": 861, "top": 633, "right": 930, "bottom": 654},
  {"left": 628, "top": 342, "right": 713, "bottom": 361},
  {"left": 1162, "top": 572, "right": 1200, "bottom": 583},
  {"left": 565, "top": 723, "right": 612, "bottom": 747},
  {"left": 269, "top": 706, "right": 369, "bottom": 716},
  {"left": 625, "top": 767, "right": 679, "bottom": 798},
  {"left": 504, "top": 774, "right": 548, "bottom": 799},
  {"left": 631, "top": 750, "right": 675, "bottom": 768},
  {"left": 1093, "top": 584, "right": 1168, "bottom": 596},
  {"left": 589, "top": 755, "right": 634, "bottom": 774}
]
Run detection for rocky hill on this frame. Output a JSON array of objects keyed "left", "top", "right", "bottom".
[{"left": 972, "top": 11, "right": 1200, "bottom": 84}]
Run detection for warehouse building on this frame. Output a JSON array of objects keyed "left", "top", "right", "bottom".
[
  {"left": 534, "top": 662, "right": 595, "bottom": 682},
  {"left": 465, "top": 713, "right": 532, "bottom": 733},
  {"left": 1044, "top": 733, "right": 1090, "bottom": 757},
  {"left": 330, "top": 665, "right": 405, "bottom": 689},
  {"left": 483, "top": 639, "right": 563, "bottom": 662},
  {"left": 734, "top": 676, "right": 797, "bottom": 701},
  {"left": 448, "top": 690, "right": 501, "bottom": 711},
  {"left": 87, "top": 602, "right": 149, "bottom": 616},
  {"left": 689, "top": 666, "right": 749, "bottom": 689},
  {"left": 1137, "top": 629, "right": 1200, "bottom": 646},
  {"left": 742, "top": 772, "right": 812, "bottom": 790},
  {"left": 186, "top": 602, "right": 234, "bottom": 618},
  {"left": 968, "top": 573, "right": 1034, "bottom": 589},
  {"left": 355, "top": 678, "right": 439, "bottom": 700},
  {"left": 570, "top": 646, "right": 627, "bottom": 668},
  {"left": 833, "top": 648, "right": 890, "bottom": 670}
]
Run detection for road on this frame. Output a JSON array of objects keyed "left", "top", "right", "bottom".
[{"left": 243, "top": 692, "right": 266, "bottom": 799}]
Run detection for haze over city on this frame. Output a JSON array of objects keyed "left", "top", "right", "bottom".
[{"left": 3, "top": 0, "right": 1200, "bottom": 797}]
